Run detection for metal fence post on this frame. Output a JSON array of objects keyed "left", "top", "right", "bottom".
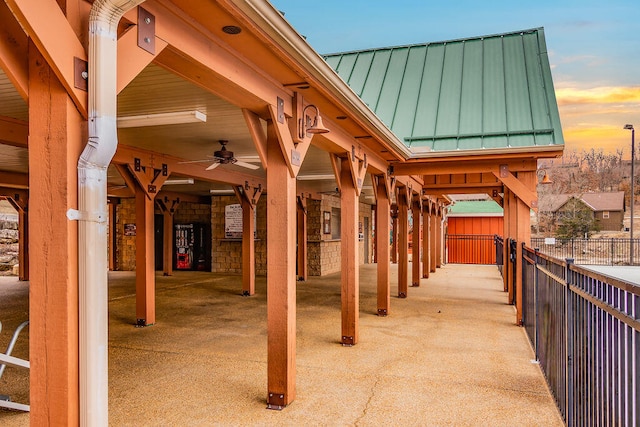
[{"left": 565, "top": 258, "right": 575, "bottom": 426}]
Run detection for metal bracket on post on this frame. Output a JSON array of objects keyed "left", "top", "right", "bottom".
[
  {"left": 341, "top": 336, "right": 355, "bottom": 347},
  {"left": 266, "top": 392, "right": 286, "bottom": 411}
]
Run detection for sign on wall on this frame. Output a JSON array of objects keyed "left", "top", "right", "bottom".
[{"left": 224, "top": 204, "right": 257, "bottom": 239}]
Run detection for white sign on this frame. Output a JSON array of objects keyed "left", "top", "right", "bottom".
[
  {"left": 544, "top": 237, "right": 556, "bottom": 245},
  {"left": 224, "top": 204, "right": 257, "bottom": 239}
]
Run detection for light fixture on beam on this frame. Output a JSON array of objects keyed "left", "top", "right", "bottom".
[
  {"left": 536, "top": 169, "right": 552, "bottom": 185},
  {"left": 117, "top": 110, "right": 206, "bottom": 128},
  {"left": 298, "top": 104, "right": 329, "bottom": 139},
  {"left": 164, "top": 178, "right": 194, "bottom": 185}
]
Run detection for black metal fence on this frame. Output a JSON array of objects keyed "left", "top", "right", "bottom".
[
  {"left": 521, "top": 247, "right": 639, "bottom": 426},
  {"left": 495, "top": 236, "right": 504, "bottom": 276},
  {"left": 531, "top": 237, "right": 640, "bottom": 266}
]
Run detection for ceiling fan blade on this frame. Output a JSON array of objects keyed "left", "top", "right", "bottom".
[
  {"left": 235, "top": 156, "right": 261, "bottom": 163},
  {"left": 234, "top": 160, "right": 260, "bottom": 170},
  {"left": 178, "top": 159, "right": 213, "bottom": 164},
  {"left": 205, "top": 162, "right": 221, "bottom": 171}
]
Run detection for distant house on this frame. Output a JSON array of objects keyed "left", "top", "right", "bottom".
[{"left": 539, "top": 191, "right": 625, "bottom": 232}]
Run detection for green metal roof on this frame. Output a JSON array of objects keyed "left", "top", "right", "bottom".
[
  {"left": 324, "top": 28, "right": 564, "bottom": 153},
  {"left": 448, "top": 200, "right": 504, "bottom": 215}
]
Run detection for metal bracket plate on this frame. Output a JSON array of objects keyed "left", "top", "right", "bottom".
[
  {"left": 138, "top": 7, "right": 155, "bottom": 55},
  {"left": 73, "top": 57, "right": 88, "bottom": 91}
]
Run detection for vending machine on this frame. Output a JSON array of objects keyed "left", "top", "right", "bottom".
[
  {"left": 174, "top": 223, "right": 210, "bottom": 270},
  {"left": 175, "top": 224, "right": 194, "bottom": 270}
]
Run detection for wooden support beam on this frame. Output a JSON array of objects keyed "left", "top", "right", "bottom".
[
  {"left": 435, "top": 207, "right": 443, "bottom": 268},
  {"left": 266, "top": 120, "right": 297, "bottom": 409},
  {"left": 0, "top": 171, "right": 28, "bottom": 189},
  {"left": 429, "top": 206, "right": 437, "bottom": 273},
  {"left": 422, "top": 200, "right": 430, "bottom": 279},
  {"left": 113, "top": 144, "right": 265, "bottom": 189},
  {"left": 374, "top": 174, "right": 391, "bottom": 316},
  {"left": 0, "top": 116, "right": 28, "bottom": 148},
  {"left": 411, "top": 194, "right": 421, "bottom": 287},
  {"left": 515, "top": 171, "right": 534, "bottom": 325},
  {"left": 506, "top": 189, "right": 517, "bottom": 304},
  {"left": 156, "top": 196, "right": 180, "bottom": 277},
  {"left": 0, "top": 1, "right": 28, "bottom": 100},
  {"left": 396, "top": 186, "right": 409, "bottom": 298},
  {"left": 502, "top": 189, "right": 511, "bottom": 292},
  {"left": 391, "top": 204, "right": 398, "bottom": 264},
  {"left": 117, "top": 25, "right": 168, "bottom": 94},
  {"left": 6, "top": 0, "right": 87, "bottom": 117},
  {"left": 6, "top": 192, "right": 28, "bottom": 281},
  {"left": 135, "top": 184, "right": 156, "bottom": 326},
  {"left": 234, "top": 185, "right": 261, "bottom": 296},
  {"left": 28, "top": 44, "right": 81, "bottom": 425},
  {"left": 493, "top": 165, "right": 538, "bottom": 209},
  {"left": 340, "top": 156, "right": 359, "bottom": 346},
  {"left": 242, "top": 108, "right": 268, "bottom": 170},
  {"left": 108, "top": 200, "right": 117, "bottom": 271},
  {"left": 296, "top": 194, "right": 308, "bottom": 281},
  {"left": 392, "top": 157, "right": 538, "bottom": 176}
]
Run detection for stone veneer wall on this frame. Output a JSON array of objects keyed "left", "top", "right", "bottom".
[
  {"left": 114, "top": 199, "right": 212, "bottom": 271},
  {"left": 210, "top": 196, "right": 267, "bottom": 275},
  {"left": 307, "top": 194, "right": 373, "bottom": 276}
]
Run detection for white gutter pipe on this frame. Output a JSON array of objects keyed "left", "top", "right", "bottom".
[{"left": 74, "top": 1, "right": 144, "bottom": 425}]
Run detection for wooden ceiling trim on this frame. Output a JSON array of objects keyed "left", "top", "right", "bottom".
[
  {"left": 0, "top": 116, "right": 28, "bottom": 148},
  {"left": 0, "top": 170, "right": 28, "bottom": 188}
]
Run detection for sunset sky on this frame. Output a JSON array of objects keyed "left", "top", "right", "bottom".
[{"left": 271, "top": 0, "right": 639, "bottom": 158}]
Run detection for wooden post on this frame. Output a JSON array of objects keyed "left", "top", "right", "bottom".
[
  {"left": 375, "top": 176, "right": 391, "bottom": 316},
  {"left": 397, "top": 188, "right": 409, "bottom": 298},
  {"left": 266, "top": 121, "right": 297, "bottom": 409},
  {"left": 340, "top": 157, "right": 359, "bottom": 345},
  {"left": 135, "top": 186, "right": 156, "bottom": 326},
  {"left": 411, "top": 195, "right": 421, "bottom": 287},
  {"left": 422, "top": 200, "right": 430, "bottom": 279},
  {"left": 241, "top": 192, "right": 256, "bottom": 295},
  {"left": 502, "top": 189, "right": 511, "bottom": 292},
  {"left": 507, "top": 189, "right": 518, "bottom": 305},
  {"left": 108, "top": 200, "right": 116, "bottom": 271},
  {"left": 435, "top": 207, "right": 443, "bottom": 268},
  {"left": 391, "top": 204, "right": 398, "bottom": 264},
  {"left": 515, "top": 171, "right": 534, "bottom": 325},
  {"left": 296, "top": 195, "right": 308, "bottom": 281},
  {"left": 28, "top": 44, "right": 82, "bottom": 426},
  {"left": 429, "top": 206, "right": 437, "bottom": 273},
  {"left": 163, "top": 210, "right": 173, "bottom": 276}
]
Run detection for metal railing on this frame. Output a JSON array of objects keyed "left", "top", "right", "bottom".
[
  {"left": 532, "top": 237, "right": 640, "bottom": 266},
  {"left": 521, "top": 247, "right": 639, "bottom": 426},
  {"left": 445, "top": 234, "right": 497, "bottom": 264},
  {"left": 495, "top": 235, "right": 504, "bottom": 276}
]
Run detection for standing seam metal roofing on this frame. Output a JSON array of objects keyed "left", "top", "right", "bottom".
[{"left": 323, "top": 28, "right": 564, "bottom": 153}]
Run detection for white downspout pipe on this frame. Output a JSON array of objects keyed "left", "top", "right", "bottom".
[{"left": 74, "top": 1, "right": 144, "bottom": 425}]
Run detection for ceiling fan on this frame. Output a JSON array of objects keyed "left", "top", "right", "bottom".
[{"left": 182, "top": 140, "right": 260, "bottom": 171}]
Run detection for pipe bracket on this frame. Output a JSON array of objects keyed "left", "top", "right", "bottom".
[{"left": 66, "top": 209, "right": 107, "bottom": 223}]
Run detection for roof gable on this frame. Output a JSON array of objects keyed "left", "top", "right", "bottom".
[
  {"left": 324, "top": 28, "right": 564, "bottom": 154},
  {"left": 542, "top": 191, "right": 625, "bottom": 213}
]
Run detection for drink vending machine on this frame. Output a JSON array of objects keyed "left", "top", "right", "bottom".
[{"left": 174, "top": 223, "right": 209, "bottom": 270}]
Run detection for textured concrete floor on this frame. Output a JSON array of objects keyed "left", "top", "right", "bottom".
[{"left": 0, "top": 263, "right": 563, "bottom": 426}]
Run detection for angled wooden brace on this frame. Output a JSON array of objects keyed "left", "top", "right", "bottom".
[
  {"left": 493, "top": 165, "right": 537, "bottom": 210},
  {"left": 268, "top": 98, "right": 312, "bottom": 178},
  {"left": 242, "top": 108, "right": 268, "bottom": 170},
  {"left": 128, "top": 158, "right": 170, "bottom": 200}
]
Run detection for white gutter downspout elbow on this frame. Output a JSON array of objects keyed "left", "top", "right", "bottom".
[{"left": 75, "top": 1, "right": 144, "bottom": 425}]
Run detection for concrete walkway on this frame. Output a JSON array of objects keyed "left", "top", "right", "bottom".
[{"left": 1, "top": 264, "right": 563, "bottom": 426}]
